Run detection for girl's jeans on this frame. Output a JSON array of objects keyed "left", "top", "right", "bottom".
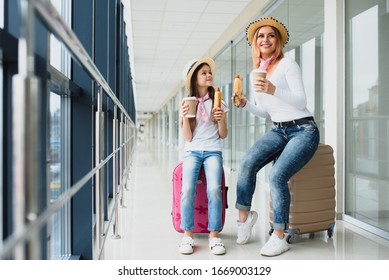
[
  {"left": 181, "top": 150, "right": 223, "bottom": 232},
  {"left": 236, "top": 121, "right": 320, "bottom": 231}
]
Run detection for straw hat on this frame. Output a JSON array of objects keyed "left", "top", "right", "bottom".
[
  {"left": 246, "top": 17, "right": 289, "bottom": 47},
  {"left": 183, "top": 57, "right": 215, "bottom": 92}
]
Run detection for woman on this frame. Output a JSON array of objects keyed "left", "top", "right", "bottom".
[
  {"left": 232, "top": 17, "right": 320, "bottom": 256},
  {"left": 179, "top": 57, "right": 229, "bottom": 255}
]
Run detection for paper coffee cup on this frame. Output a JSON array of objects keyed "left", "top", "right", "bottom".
[
  {"left": 183, "top": 97, "right": 197, "bottom": 118},
  {"left": 252, "top": 68, "right": 267, "bottom": 79}
]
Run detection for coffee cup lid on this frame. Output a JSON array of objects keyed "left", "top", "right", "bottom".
[
  {"left": 252, "top": 69, "right": 267, "bottom": 73},
  {"left": 183, "top": 96, "right": 197, "bottom": 101}
]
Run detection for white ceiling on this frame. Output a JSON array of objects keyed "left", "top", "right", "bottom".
[{"left": 125, "top": 0, "right": 253, "bottom": 119}]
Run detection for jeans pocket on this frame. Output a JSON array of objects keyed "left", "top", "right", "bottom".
[
  {"left": 299, "top": 121, "right": 317, "bottom": 131},
  {"left": 184, "top": 151, "right": 193, "bottom": 158}
]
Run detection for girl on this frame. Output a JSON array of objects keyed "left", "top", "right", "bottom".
[{"left": 179, "top": 57, "right": 229, "bottom": 255}]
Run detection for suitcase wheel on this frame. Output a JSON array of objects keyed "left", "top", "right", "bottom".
[
  {"left": 286, "top": 234, "right": 295, "bottom": 244},
  {"left": 327, "top": 224, "right": 335, "bottom": 238}
]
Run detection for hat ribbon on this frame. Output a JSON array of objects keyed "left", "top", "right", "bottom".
[
  {"left": 187, "top": 61, "right": 197, "bottom": 76},
  {"left": 259, "top": 54, "right": 275, "bottom": 70},
  {"left": 196, "top": 93, "right": 210, "bottom": 122}
]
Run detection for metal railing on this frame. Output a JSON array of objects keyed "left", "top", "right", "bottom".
[{"left": 0, "top": 0, "right": 136, "bottom": 259}]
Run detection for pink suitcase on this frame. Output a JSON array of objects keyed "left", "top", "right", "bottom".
[{"left": 172, "top": 162, "right": 228, "bottom": 233}]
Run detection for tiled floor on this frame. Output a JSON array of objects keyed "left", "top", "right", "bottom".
[{"left": 102, "top": 139, "right": 389, "bottom": 260}]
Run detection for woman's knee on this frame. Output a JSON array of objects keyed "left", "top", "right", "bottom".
[
  {"left": 239, "top": 157, "right": 256, "bottom": 176},
  {"left": 268, "top": 168, "right": 277, "bottom": 185},
  {"left": 268, "top": 168, "right": 288, "bottom": 186}
]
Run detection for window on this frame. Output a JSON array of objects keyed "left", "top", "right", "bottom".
[
  {"left": 48, "top": 0, "right": 72, "bottom": 259},
  {"left": 0, "top": 35, "right": 3, "bottom": 245},
  {"left": 0, "top": 0, "right": 4, "bottom": 245},
  {"left": 0, "top": 0, "right": 3, "bottom": 28},
  {"left": 301, "top": 38, "right": 316, "bottom": 115},
  {"left": 345, "top": 0, "right": 389, "bottom": 235},
  {"left": 50, "top": 0, "right": 71, "bottom": 78},
  {"left": 48, "top": 92, "right": 63, "bottom": 258},
  {"left": 214, "top": 45, "right": 233, "bottom": 168}
]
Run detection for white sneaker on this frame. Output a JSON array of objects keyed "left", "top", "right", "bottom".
[
  {"left": 260, "top": 233, "right": 290, "bottom": 257},
  {"left": 209, "top": 237, "right": 226, "bottom": 255},
  {"left": 236, "top": 211, "right": 258, "bottom": 244},
  {"left": 179, "top": 236, "right": 194, "bottom": 254}
]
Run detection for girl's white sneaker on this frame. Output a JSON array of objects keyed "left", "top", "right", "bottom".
[
  {"left": 179, "top": 236, "right": 194, "bottom": 254},
  {"left": 209, "top": 237, "right": 226, "bottom": 255}
]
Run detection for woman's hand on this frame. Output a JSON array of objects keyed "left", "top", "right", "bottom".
[
  {"left": 252, "top": 76, "right": 275, "bottom": 95},
  {"left": 231, "top": 93, "right": 247, "bottom": 108}
]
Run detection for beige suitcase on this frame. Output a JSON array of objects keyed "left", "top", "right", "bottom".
[{"left": 269, "top": 144, "right": 336, "bottom": 243}]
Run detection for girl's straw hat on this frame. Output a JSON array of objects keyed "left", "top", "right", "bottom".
[
  {"left": 183, "top": 57, "right": 215, "bottom": 92},
  {"left": 246, "top": 17, "right": 289, "bottom": 47}
]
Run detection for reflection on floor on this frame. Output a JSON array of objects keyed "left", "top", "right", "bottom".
[{"left": 102, "top": 140, "right": 389, "bottom": 260}]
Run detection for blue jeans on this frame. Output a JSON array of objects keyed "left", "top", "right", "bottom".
[
  {"left": 236, "top": 120, "right": 320, "bottom": 231},
  {"left": 181, "top": 151, "right": 223, "bottom": 232}
]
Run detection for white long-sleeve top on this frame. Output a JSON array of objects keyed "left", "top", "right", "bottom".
[{"left": 244, "top": 57, "right": 312, "bottom": 123}]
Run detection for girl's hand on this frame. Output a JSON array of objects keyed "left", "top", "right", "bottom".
[
  {"left": 252, "top": 76, "right": 275, "bottom": 95},
  {"left": 212, "top": 107, "right": 224, "bottom": 122},
  {"left": 181, "top": 101, "right": 190, "bottom": 117}
]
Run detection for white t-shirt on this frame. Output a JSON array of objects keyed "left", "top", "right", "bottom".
[
  {"left": 184, "top": 100, "right": 229, "bottom": 151},
  {"left": 245, "top": 57, "right": 312, "bottom": 122}
]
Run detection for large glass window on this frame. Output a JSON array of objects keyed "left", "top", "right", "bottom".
[
  {"left": 172, "top": 95, "right": 179, "bottom": 147},
  {"left": 301, "top": 38, "right": 316, "bottom": 115},
  {"left": 0, "top": 0, "right": 4, "bottom": 245},
  {"left": 345, "top": 0, "right": 389, "bottom": 235},
  {"left": 0, "top": 0, "right": 4, "bottom": 28},
  {"left": 48, "top": 92, "right": 63, "bottom": 257},
  {"left": 0, "top": 35, "right": 3, "bottom": 245},
  {"left": 50, "top": 0, "right": 71, "bottom": 78},
  {"left": 214, "top": 45, "right": 233, "bottom": 168},
  {"left": 48, "top": 0, "right": 72, "bottom": 259}
]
